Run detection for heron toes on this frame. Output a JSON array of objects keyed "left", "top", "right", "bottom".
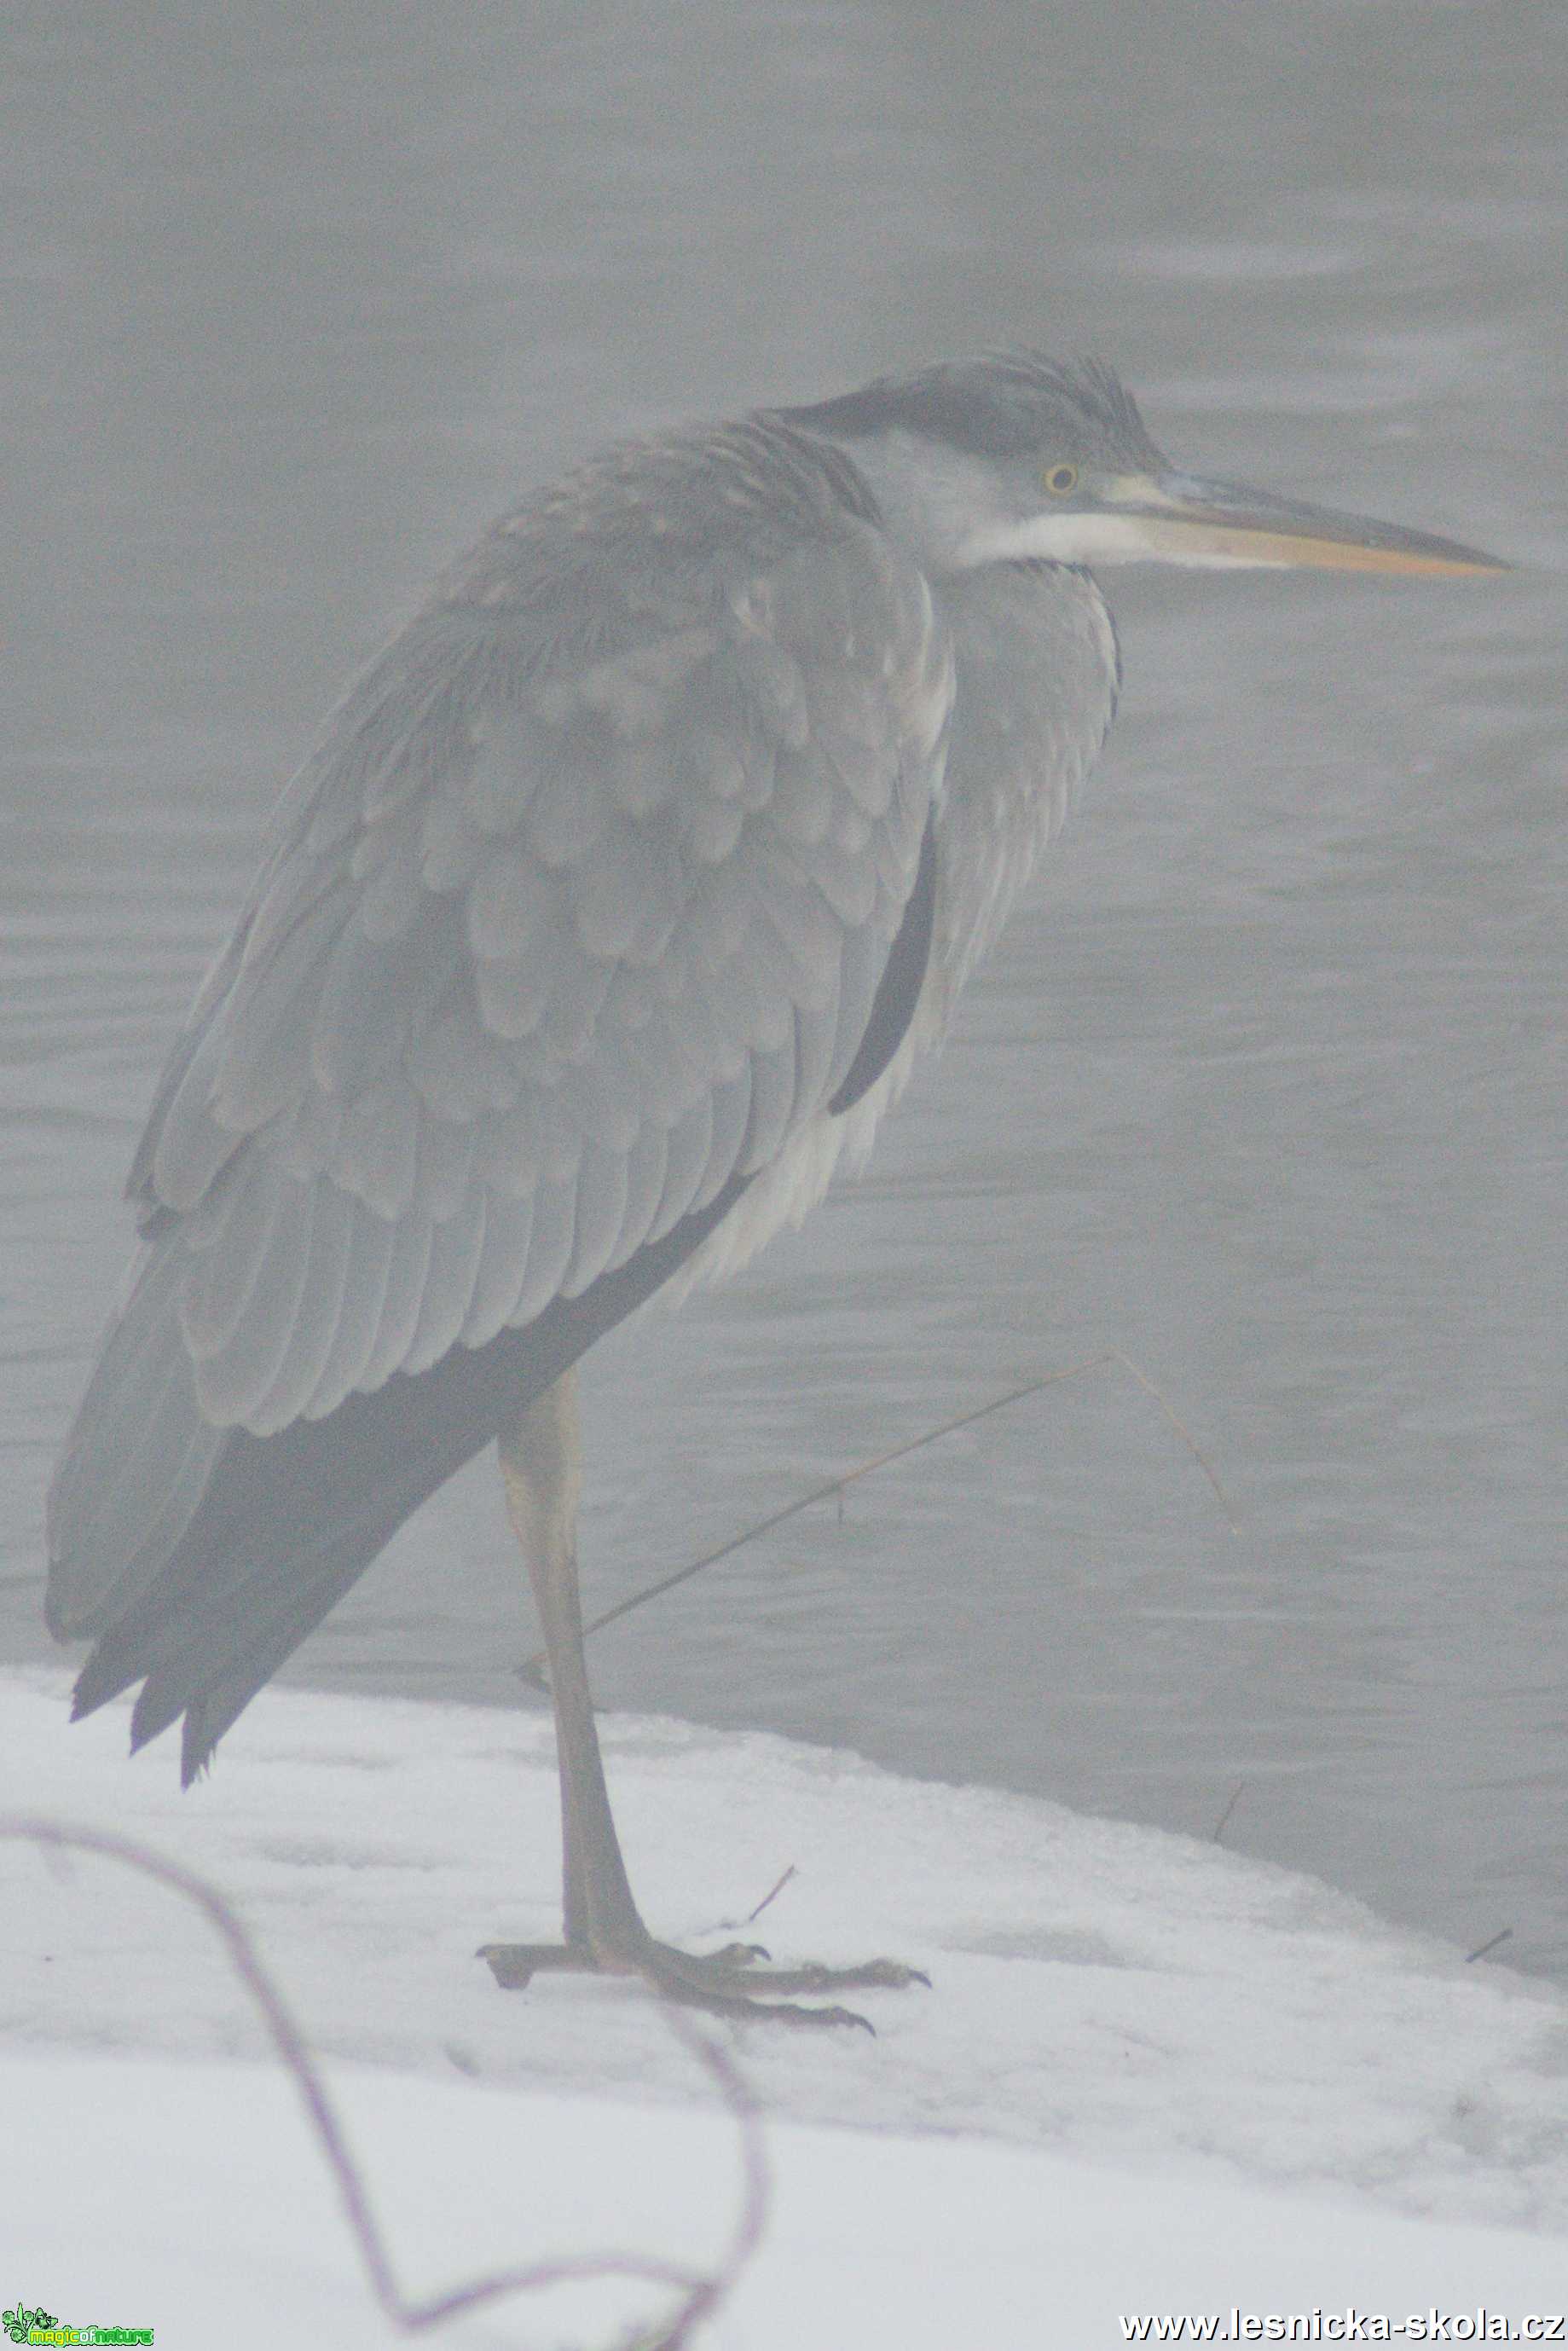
[
  {"left": 477, "top": 1933, "right": 929, "bottom": 2028},
  {"left": 683, "top": 1949, "right": 931, "bottom": 1995},
  {"left": 642, "top": 1937, "right": 929, "bottom": 2006}
]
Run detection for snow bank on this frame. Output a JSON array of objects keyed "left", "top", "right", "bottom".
[{"left": 4, "top": 1667, "right": 1567, "bottom": 2343}]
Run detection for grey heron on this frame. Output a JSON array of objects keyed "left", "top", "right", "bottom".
[{"left": 48, "top": 353, "right": 1501, "bottom": 2024}]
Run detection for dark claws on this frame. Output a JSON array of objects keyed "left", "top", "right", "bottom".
[{"left": 477, "top": 1935, "right": 923, "bottom": 2024}]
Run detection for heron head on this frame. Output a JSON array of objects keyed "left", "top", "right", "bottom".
[{"left": 784, "top": 350, "right": 1505, "bottom": 580}]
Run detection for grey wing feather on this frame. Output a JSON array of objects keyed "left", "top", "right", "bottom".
[
  {"left": 404, "top": 1185, "right": 489, "bottom": 1372},
  {"left": 460, "top": 1188, "right": 535, "bottom": 1348},
  {"left": 47, "top": 1245, "right": 225, "bottom": 1636},
  {"left": 250, "top": 1178, "right": 358, "bottom": 1431},
  {"left": 356, "top": 1211, "right": 436, "bottom": 1394},
  {"left": 303, "top": 1196, "right": 400, "bottom": 1415},
  {"left": 50, "top": 423, "right": 952, "bottom": 1632},
  {"left": 509, "top": 1176, "right": 577, "bottom": 1325}
]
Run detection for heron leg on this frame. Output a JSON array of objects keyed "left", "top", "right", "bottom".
[
  {"left": 495, "top": 1367, "right": 642, "bottom": 1954},
  {"left": 478, "top": 1368, "right": 925, "bottom": 2026}
]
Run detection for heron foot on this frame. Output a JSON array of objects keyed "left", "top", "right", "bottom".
[{"left": 476, "top": 1933, "right": 929, "bottom": 2029}]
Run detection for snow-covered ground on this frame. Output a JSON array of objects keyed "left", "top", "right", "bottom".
[{"left": 5, "top": 1665, "right": 1567, "bottom": 2345}]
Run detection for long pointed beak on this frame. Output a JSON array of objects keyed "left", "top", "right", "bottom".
[{"left": 1107, "top": 470, "right": 1507, "bottom": 576}]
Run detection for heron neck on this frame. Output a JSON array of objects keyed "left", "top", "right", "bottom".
[{"left": 783, "top": 421, "right": 1004, "bottom": 579}]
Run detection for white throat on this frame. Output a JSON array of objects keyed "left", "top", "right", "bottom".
[{"left": 955, "top": 511, "right": 1293, "bottom": 571}]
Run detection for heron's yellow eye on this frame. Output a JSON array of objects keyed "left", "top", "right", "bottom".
[{"left": 1044, "top": 463, "right": 1079, "bottom": 497}]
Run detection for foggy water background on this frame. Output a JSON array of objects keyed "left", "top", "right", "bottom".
[{"left": 4, "top": 4, "right": 1565, "bottom": 1969}]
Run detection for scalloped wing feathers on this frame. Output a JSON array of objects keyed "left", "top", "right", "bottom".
[{"left": 48, "top": 421, "right": 952, "bottom": 1636}]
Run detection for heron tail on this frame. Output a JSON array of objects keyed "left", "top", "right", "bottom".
[
  {"left": 49, "top": 1174, "right": 749, "bottom": 1784},
  {"left": 51, "top": 1290, "right": 576, "bottom": 1786}
]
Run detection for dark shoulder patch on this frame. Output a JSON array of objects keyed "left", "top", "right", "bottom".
[{"left": 829, "top": 812, "right": 936, "bottom": 1115}]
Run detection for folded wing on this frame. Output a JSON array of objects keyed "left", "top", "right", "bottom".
[{"left": 47, "top": 420, "right": 954, "bottom": 1769}]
